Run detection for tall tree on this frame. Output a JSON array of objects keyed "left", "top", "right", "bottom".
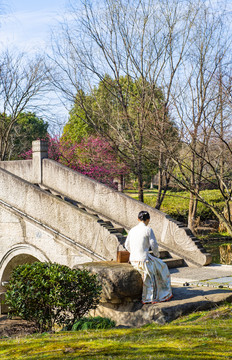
[
  {"left": 167, "top": 2, "right": 232, "bottom": 232},
  {"left": 51, "top": 0, "right": 232, "bottom": 234},
  {"left": 0, "top": 50, "right": 51, "bottom": 160},
  {"left": 51, "top": 0, "right": 195, "bottom": 201},
  {"left": 10, "top": 112, "right": 49, "bottom": 160},
  {"left": 62, "top": 74, "right": 177, "bottom": 202}
]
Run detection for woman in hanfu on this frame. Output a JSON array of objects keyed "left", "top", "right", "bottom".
[{"left": 125, "top": 210, "right": 173, "bottom": 304}]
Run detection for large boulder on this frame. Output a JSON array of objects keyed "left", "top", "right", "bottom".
[{"left": 74, "top": 261, "right": 142, "bottom": 304}]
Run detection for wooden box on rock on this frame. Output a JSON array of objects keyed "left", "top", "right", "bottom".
[{"left": 117, "top": 251, "right": 130, "bottom": 263}]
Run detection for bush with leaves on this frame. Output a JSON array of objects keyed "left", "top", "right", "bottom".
[
  {"left": 5, "top": 262, "right": 102, "bottom": 332},
  {"left": 64, "top": 316, "right": 116, "bottom": 331}
]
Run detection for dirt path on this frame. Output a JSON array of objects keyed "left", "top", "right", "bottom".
[{"left": 0, "top": 315, "right": 36, "bottom": 338}]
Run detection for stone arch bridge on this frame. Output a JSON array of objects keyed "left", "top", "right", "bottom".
[{"left": 0, "top": 141, "right": 211, "bottom": 311}]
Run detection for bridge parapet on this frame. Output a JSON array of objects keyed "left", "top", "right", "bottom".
[
  {"left": 0, "top": 140, "right": 212, "bottom": 267},
  {"left": 42, "top": 158, "right": 211, "bottom": 267},
  {"left": 0, "top": 167, "right": 123, "bottom": 263},
  {"left": 0, "top": 160, "right": 33, "bottom": 182},
  {"left": 32, "top": 140, "right": 48, "bottom": 184}
]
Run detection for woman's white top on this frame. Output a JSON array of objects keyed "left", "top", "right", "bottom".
[{"left": 125, "top": 221, "right": 159, "bottom": 262}]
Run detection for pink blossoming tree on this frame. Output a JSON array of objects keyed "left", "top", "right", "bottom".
[{"left": 20, "top": 135, "right": 129, "bottom": 188}]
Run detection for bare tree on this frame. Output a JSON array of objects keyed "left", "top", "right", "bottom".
[
  {"left": 0, "top": 50, "right": 51, "bottom": 160},
  {"left": 51, "top": 0, "right": 200, "bottom": 202},
  {"left": 50, "top": 0, "right": 232, "bottom": 234},
  {"left": 164, "top": 3, "right": 232, "bottom": 232}
]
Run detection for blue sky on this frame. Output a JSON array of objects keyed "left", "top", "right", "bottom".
[
  {"left": 0, "top": 0, "right": 73, "bottom": 132},
  {"left": 0, "top": 0, "right": 68, "bottom": 53}
]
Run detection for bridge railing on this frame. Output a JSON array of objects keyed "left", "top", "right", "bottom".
[
  {"left": 42, "top": 158, "right": 211, "bottom": 267},
  {"left": 0, "top": 140, "right": 212, "bottom": 267}
]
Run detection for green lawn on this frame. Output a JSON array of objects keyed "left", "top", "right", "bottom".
[
  {"left": 1, "top": 304, "right": 232, "bottom": 359},
  {"left": 125, "top": 189, "right": 225, "bottom": 223}
]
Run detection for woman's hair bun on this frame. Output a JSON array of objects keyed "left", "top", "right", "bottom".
[{"left": 138, "top": 211, "right": 150, "bottom": 221}]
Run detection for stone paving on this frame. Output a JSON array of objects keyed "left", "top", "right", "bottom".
[{"left": 170, "top": 263, "right": 232, "bottom": 288}]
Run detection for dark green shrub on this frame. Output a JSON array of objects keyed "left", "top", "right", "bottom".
[
  {"left": 65, "top": 316, "right": 116, "bottom": 331},
  {"left": 5, "top": 262, "right": 102, "bottom": 332}
]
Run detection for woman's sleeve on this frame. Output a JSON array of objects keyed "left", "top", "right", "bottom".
[
  {"left": 149, "top": 228, "right": 159, "bottom": 257},
  {"left": 125, "top": 232, "right": 130, "bottom": 252}
]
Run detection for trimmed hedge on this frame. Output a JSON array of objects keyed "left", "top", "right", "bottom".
[{"left": 5, "top": 262, "right": 102, "bottom": 332}]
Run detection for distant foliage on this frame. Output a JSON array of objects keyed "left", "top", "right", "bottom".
[
  {"left": 21, "top": 135, "right": 129, "bottom": 188},
  {"left": 20, "top": 135, "right": 60, "bottom": 161},
  {"left": 1, "top": 112, "right": 48, "bottom": 160},
  {"left": 13, "top": 112, "right": 49, "bottom": 159},
  {"left": 5, "top": 262, "right": 102, "bottom": 332},
  {"left": 59, "top": 136, "right": 129, "bottom": 187}
]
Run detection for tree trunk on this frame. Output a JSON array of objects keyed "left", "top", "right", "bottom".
[
  {"left": 118, "top": 175, "right": 124, "bottom": 192},
  {"left": 156, "top": 182, "right": 170, "bottom": 210},
  {"left": 187, "top": 144, "right": 199, "bottom": 232},
  {"left": 150, "top": 175, "right": 155, "bottom": 189},
  {"left": 155, "top": 152, "right": 170, "bottom": 210},
  {"left": 219, "top": 244, "right": 232, "bottom": 265},
  {"left": 155, "top": 169, "right": 162, "bottom": 209},
  {"left": 137, "top": 172, "right": 144, "bottom": 203},
  {"left": 188, "top": 192, "right": 198, "bottom": 232}
]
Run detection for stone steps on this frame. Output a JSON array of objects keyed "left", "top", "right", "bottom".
[
  {"left": 195, "top": 227, "right": 216, "bottom": 235},
  {"left": 34, "top": 182, "right": 128, "bottom": 243},
  {"left": 159, "top": 250, "right": 170, "bottom": 259},
  {"left": 151, "top": 250, "right": 185, "bottom": 269},
  {"left": 163, "top": 257, "right": 185, "bottom": 269},
  {"left": 34, "top": 183, "right": 186, "bottom": 269}
]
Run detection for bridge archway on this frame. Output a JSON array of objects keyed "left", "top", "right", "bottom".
[{"left": 0, "top": 244, "right": 49, "bottom": 285}]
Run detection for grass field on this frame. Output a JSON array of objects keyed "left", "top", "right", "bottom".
[
  {"left": 125, "top": 188, "right": 225, "bottom": 223},
  {"left": 125, "top": 188, "right": 232, "bottom": 263},
  {"left": 1, "top": 304, "right": 232, "bottom": 360}
]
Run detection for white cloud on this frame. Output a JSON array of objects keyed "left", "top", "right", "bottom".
[{"left": 0, "top": 9, "right": 63, "bottom": 53}]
